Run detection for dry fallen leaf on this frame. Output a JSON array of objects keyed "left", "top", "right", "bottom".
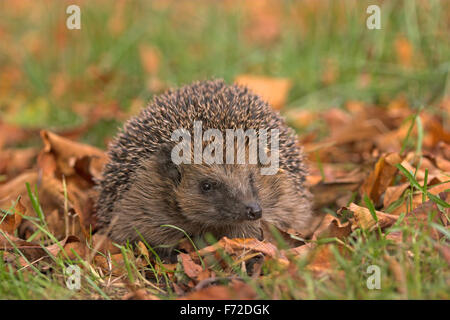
[
  {"left": 179, "top": 280, "right": 256, "bottom": 300},
  {"left": 122, "top": 288, "right": 160, "bottom": 300},
  {"left": 234, "top": 75, "right": 292, "bottom": 110},
  {"left": 39, "top": 130, "right": 108, "bottom": 181},
  {"left": 0, "top": 197, "right": 25, "bottom": 234},
  {"left": 361, "top": 152, "right": 402, "bottom": 205},
  {"left": 1, "top": 233, "right": 80, "bottom": 269},
  {"left": 390, "top": 182, "right": 450, "bottom": 216},
  {"left": 339, "top": 203, "right": 399, "bottom": 231},
  {"left": 179, "top": 252, "right": 204, "bottom": 279},
  {"left": 314, "top": 214, "right": 352, "bottom": 240}
]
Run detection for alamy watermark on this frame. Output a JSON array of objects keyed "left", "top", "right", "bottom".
[
  {"left": 65, "top": 265, "right": 81, "bottom": 290},
  {"left": 66, "top": 5, "right": 81, "bottom": 30},
  {"left": 366, "top": 265, "right": 381, "bottom": 290},
  {"left": 366, "top": 5, "right": 381, "bottom": 30},
  {"left": 170, "top": 121, "right": 280, "bottom": 175}
]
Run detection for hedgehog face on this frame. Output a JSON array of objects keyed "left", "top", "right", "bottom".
[{"left": 174, "top": 164, "right": 263, "bottom": 224}]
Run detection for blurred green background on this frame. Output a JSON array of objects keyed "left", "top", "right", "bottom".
[{"left": 0, "top": 0, "right": 449, "bottom": 147}]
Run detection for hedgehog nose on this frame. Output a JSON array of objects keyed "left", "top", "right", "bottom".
[{"left": 245, "top": 203, "right": 262, "bottom": 220}]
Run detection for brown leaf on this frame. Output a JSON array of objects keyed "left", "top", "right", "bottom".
[
  {"left": 91, "top": 233, "right": 121, "bottom": 255},
  {"left": 180, "top": 280, "right": 256, "bottom": 300},
  {"left": 94, "top": 253, "right": 126, "bottom": 276},
  {"left": 0, "top": 233, "right": 78, "bottom": 268},
  {"left": 305, "top": 244, "right": 336, "bottom": 274},
  {"left": 402, "top": 192, "right": 449, "bottom": 239},
  {"left": 122, "top": 288, "right": 160, "bottom": 300},
  {"left": 0, "top": 197, "right": 25, "bottom": 234},
  {"left": 284, "top": 242, "right": 315, "bottom": 258},
  {"left": 61, "top": 235, "right": 86, "bottom": 260},
  {"left": 361, "top": 153, "right": 402, "bottom": 205},
  {"left": 435, "top": 156, "right": 450, "bottom": 172},
  {"left": 194, "top": 237, "right": 289, "bottom": 267},
  {"left": 0, "top": 121, "right": 33, "bottom": 149},
  {"left": 339, "top": 203, "right": 398, "bottom": 231},
  {"left": 424, "top": 116, "right": 450, "bottom": 147},
  {"left": 390, "top": 182, "right": 450, "bottom": 216},
  {"left": 0, "top": 170, "right": 97, "bottom": 240},
  {"left": 39, "top": 130, "right": 107, "bottom": 181},
  {"left": 0, "top": 148, "right": 37, "bottom": 178},
  {"left": 261, "top": 220, "right": 310, "bottom": 248},
  {"left": 179, "top": 252, "right": 203, "bottom": 279},
  {"left": 310, "top": 181, "right": 360, "bottom": 210},
  {"left": 314, "top": 214, "right": 352, "bottom": 240},
  {"left": 234, "top": 75, "right": 292, "bottom": 110},
  {"left": 383, "top": 183, "right": 409, "bottom": 209}
]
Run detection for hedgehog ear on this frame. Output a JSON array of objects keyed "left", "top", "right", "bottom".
[{"left": 155, "top": 145, "right": 181, "bottom": 185}]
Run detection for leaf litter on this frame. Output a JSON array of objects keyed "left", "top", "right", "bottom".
[{"left": 0, "top": 75, "right": 449, "bottom": 299}]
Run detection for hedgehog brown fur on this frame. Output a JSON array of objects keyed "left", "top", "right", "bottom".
[{"left": 96, "top": 79, "right": 314, "bottom": 255}]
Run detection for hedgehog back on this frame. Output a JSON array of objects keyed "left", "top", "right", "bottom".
[{"left": 96, "top": 80, "right": 307, "bottom": 226}]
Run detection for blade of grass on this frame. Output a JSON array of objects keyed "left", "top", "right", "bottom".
[{"left": 396, "top": 164, "right": 450, "bottom": 208}]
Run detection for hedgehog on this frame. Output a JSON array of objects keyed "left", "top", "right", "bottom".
[{"left": 95, "top": 79, "right": 314, "bottom": 256}]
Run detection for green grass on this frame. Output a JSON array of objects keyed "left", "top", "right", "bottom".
[
  {"left": 1, "top": 186, "right": 448, "bottom": 299},
  {"left": 1, "top": 163, "right": 449, "bottom": 300}
]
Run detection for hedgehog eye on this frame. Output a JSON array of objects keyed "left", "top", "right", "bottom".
[{"left": 200, "top": 181, "right": 213, "bottom": 193}]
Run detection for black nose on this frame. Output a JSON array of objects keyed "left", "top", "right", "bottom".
[{"left": 245, "top": 203, "right": 262, "bottom": 220}]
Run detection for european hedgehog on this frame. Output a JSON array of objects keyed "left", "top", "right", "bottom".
[{"left": 96, "top": 79, "right": 314, "bottom": 255}]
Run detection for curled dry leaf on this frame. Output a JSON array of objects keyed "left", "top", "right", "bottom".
[
  {"left": 194, "top": 237, "right": 289, "bottom": 267},
  {"left": 35, "top": 130, "right": 108, "bottom": 235},
  {"left": 0, "top": 197, "right": 25, "bottom": 234},
  {"left": 60, "top": 235, "right": 87, "bottom": 260},
  {"left": 0, "top": 171, "right": 88, "bottom": 239},
  {"left": 314, "top": 213, "right": 352, "bottom": 240},
  {"left": 360, "top": 152, "right": 402, "bottom": 205},
  {"left": 39, "top": 130, "right": 107, "bottom": 181}
]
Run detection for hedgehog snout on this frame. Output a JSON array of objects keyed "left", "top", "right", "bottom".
[{"left": 244, "top": 202, "right": 262, "bottom": 221}]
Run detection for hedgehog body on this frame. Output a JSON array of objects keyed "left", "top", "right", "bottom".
[{"left": 96, "top": 80, "right": 313, "bottom": 254}]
